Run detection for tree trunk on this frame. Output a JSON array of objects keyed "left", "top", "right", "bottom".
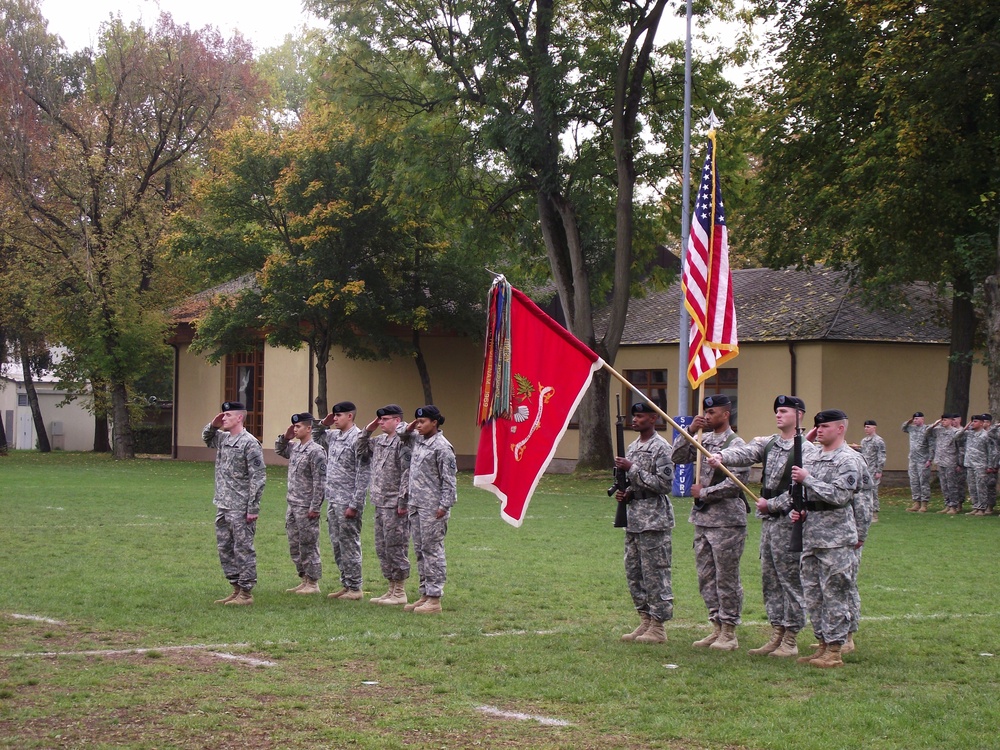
[
  {"left": 945, "top": 273, "right": 976, "bottom": 420},
  {"left": 110, "top": 380, "right": 135, "bottom": 459},
  {"left": 987, "top": 223, "right": 1000, "bottom": 420},
  {"left": 576, "top": 368, "right": 613, "bottom": 471},
  {"left": 412, "top": 329, "right": 433, "bottom": 405},
  {"left": 20, "top": 348, "right": 50, "bottom": 452},
  {"left": 313, "top": 341, "right": 331, "bottom": 418},
  {"left": 94, "top": 413, "right": 111, "bottom": 453}
]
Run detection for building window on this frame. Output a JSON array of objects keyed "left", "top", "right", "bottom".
[
  {"left": 225, "top": 343, "right": 264, "bottom": 440},
  {"left": 625, "top": 369, "right": 668, "bottom": 426},
  {"left": 17, "top": 394, "right": 28, "bottom": 407},
  {"left": 698, "top": 368, "right": 738, "bottom": 429}
]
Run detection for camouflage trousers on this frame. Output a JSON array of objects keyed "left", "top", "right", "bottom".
[
  {"left": 693, "top": 524, "right": 746, "bottom": 625},
  {"left": 327, "top": 504, "right": 363, "bottom": 590},
  {"left": 967, "top": 467, "right": 989, "bottom": 511},
  {"left": 374, "top": 506, "right": 411, "bottom": 582},
  {"left": 801, "top": 545, "right": 857, "bottom": 645},
  {"left": 285, "top": 505, "right": 322, "bottom": 581},
  {"left": 624, "top": 529, "right": 674, "bottom": 623},
  {"left": 215, "top": 509, "right": 257, "bottom": 591},
  {"left": 938, "top": 465, "right": 963, "bottom": 508},
  {"left": 759, "top": 520, "right": 806, "bottom": 632},
  {"left": 870, "top": 479, "right": 881, "bottom": 513},
  {"left": 410, "top": 507, "right": 449, "bottom": 598},
  {"left": 986, "top": 471, "right": 998, "bottom": 510},
  {"left": 849, "top": 546, "right": 863, "bottom": 635},
  {"left": 908, "top": 460, "right": 932, "bottom": 503}
]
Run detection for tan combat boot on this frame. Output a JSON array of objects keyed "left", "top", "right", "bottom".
[
  {"left": 339, "top": 588, "right": 363, "bottom": 601},
  {"left": 622, "top": 614, "right": 652, "bottom": 642},
  {"left": 710, "top": 623, "right": 739, "bottom": 651},
  {"left": 769, "top": 629, "right": 799, "bottom": 658},
  {"left": 404, "top": 595, "right": 428, "bottom": 612},
  {"left": 810, "top": 642, "right": 843, "bottom": 668},
  {"left": 872, "top": 512, "right": 879, "bottom": 522},
  {"left": 413, "top": 596, "right": 442, "bottom": 614},
  {"left": 692, "top": 620, "right": 721, "bottom": 648},
  {"left": 286, "top": 578, "right": 306, "bottom": 593},
  {"left": 296, "top": 577, "right": 320, "bottom": 595},
  {"left": 370, "top": 582, "right": 392, "bottom": 604},
  {"left": 225, "top": 587, "right": 254, "bottom": 606},
  {"left": 798, "top": 641, "right": 825, "bottom": 663},
  {"left": 635, "top": 619, "right": 666, "bottom": 644},
  {"left": 748, "top": 625, "right": 784, "bottom": 655},
  {"left": 327, "top": 587, "right": 349, "bottom": 599},
  {"left": 380, "top": 580, "right": 408, "bottom": 606},
  {"left": 906, "top": 501, "right": 920, "bottom": 512},
  {"left": 214, "top": 583, "right": 240, "bottom": 604},
  {"left": 918, "top": 502, "right": 928, "bottom": 512},
  {"left": 841, "top": 632, "right": 855, "bottom": 655}
]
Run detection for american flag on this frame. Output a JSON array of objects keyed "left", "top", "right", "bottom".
[{"left": 682, "top": 128, "right": 739, "bottom": 389}]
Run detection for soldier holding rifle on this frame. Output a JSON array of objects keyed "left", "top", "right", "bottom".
[{"left": 615, "top": 402, "right": 675, "bottom": 645}]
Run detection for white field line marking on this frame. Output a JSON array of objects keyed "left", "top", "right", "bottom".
[
  {"left": 211, "top": 652, "right": 276, "bottom": 667},
  {"left": 5, "top": 643, "right": 253, "bottom": 659},
  {"left": 476, "top": 705, "right": 572, "bottom": 727},
  {"left": 8, "top": 614, "right": 66, "bottom": 625}
]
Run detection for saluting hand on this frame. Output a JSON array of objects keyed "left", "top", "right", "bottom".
[{"left": 211, "top": 413, "right": 225, "bottom": 428}]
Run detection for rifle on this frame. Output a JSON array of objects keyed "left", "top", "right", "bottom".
[
  {"left": 790, "top": 410, "right": 805, "bottom": 553},
  {"left": 607, "top": 394, "right": 630, "bottom": 528}
]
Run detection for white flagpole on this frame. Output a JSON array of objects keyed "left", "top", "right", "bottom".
[{"left": 677, "top": 0, "right": 694, "bottom": 419}]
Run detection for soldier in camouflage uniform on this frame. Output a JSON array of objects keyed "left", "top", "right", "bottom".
[
  {"left": 790, "top": 409, "right": 871, "bottom": 668},
  {"left": 709, "top": 395, "right": 818, "bottom": 658},
  {"left": 275, "top": 412, "right": 327, "bottom": 595},
  {"left": 316, "top": 401, "right": 371, "bottom": 600},
  {"left": 399, "top": 405, "right": 457, "bottom": 614},
  {"left": 671, "top": 394, "right": 749, "bottom": 651},
  {"left": 957, "top": 415, "right": 990, "bottom": 516},
  {"left": 982, "top": 414, "right": 998, "bottom": 514},
  {"left": 928, "top": 414, "right": 964, "bottom": 514},
  {"left": 358, "top": 404, "right": 412, "bottom": 606},
  {"left": 616, "top": 402, "right": 675, "bottom": 645},
  {"left": 203, "top": 401, "right": 266, "bottom": 606},
  {"left": 852, "top": 420, "right": 886, "bottom": 522},
  {"left": 902, "top": 412, "right": 934, "bottom": 512}
]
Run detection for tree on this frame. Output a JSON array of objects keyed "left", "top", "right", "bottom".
[
  {"left": 745, "top": 0, "right": 1000, "bottom": 418},
  {"left": 0, "top": 3, "right": 265, "bottom": 458},
  {"left": 308, "top": 0, "right": 738, "bottom": 467}
]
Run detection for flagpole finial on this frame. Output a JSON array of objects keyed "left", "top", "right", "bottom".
[{"left": 707, "top": 110, "right": 721, "bottom": 133}]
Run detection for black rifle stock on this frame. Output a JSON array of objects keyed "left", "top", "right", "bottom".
[
  {"left": 608, "top": 395, "right": 630, "bottom": 528},
  {"left": 790, "top": 412, "right": 805, "bottom": 553}
]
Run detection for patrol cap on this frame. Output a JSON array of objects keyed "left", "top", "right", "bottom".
[
  {"left": 631, "top": 402, "right": 658, "bottom": 415},
  {"left": 221, "top": 401, "right": 245, "bottom": 411},
  {"left": 415, "top": 404, "right": 445, "bottom": 425},
  {"left": 773, "top": 395, "right": 805, "bottom": 413},
  {"left": 864, "top": 419, "right": 877, "bottom": 426},
  {"left": 290, "top": 412, "right": 314, "bottom": 424},
  {"left": 912, "top": 411, "right": 924, "bottom": 418},
  {"left": 703, "top": 394, "right": 732, "bottom": 409},
  {"left": 377, "top": 404, "right": 404, "bottom": 417},
  {"left": 814, "top": 409, "right": 848, "bottom": 426},
  {"left": 331, "top": 401, "right": 356, "bottom": 414}
]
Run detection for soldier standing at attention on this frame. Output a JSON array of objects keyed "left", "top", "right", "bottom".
[
  {"left": 670, "top": 395, "right": 749, "bottom": 651},
  {"left": 928, "top": 415, "right": 963, "bottom": 515},
  {"left": 316, "top": 401, "right": 371, "bottom": 600},
  {"left": 902, "top": 412, "right": 933, "bottom": 512},
  {"left": 400, "top": 405, "right": 457, "bottom": 614},
  {"left": 358, "top": 404, "right": 412, "bottom": 606},
  {"left": 275, "top": 413, "right": 327, "bottom": 595},
  {"left": 790, "top": 409, "right": 871, "bottom": 669},
  {"left": 708, "top": 395, "right": 818, "bottom": 658},
  {"left": 202, "top": 401, "right": 266, "bottom": 606},
  {"left": 616, "top": 402, "right": 675, "bottom": 645},
  {"left": 851, "top": 420, "right": 887, "bottom": 522}
]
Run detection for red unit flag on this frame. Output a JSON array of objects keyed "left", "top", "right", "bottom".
[{"left": 474, "top": 278, "right": 604, "bottom": 527}]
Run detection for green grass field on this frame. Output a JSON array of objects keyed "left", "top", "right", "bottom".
[{"left": 1, "top": 452, "right": 999, "bottom": 749}]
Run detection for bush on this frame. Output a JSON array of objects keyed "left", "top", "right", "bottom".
[{"left": 133, "top": 424, "right": 171, "bottom": 454}]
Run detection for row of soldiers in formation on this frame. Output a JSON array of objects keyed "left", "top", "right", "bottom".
[
  {"left": 202, "top": 400, "right": 457, "bottom": 614},
  {"left": 614, "top": 394, "right": 875, "bottom": 669},
  {"left": 903, "top": 411, "right": 1000, "bottom": 515}
]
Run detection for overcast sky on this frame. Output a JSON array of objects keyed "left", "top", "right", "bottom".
[{"left": 39, "top": 0, "right": 320, "bottom": 53}]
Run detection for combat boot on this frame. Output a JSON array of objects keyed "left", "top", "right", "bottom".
[
  {"left": 872, "top": 512, "right": 879, "bottom": 522},
  {"left": 413, "top": 596, "right": 442, "bottom": 614},
  {"left": 769, "top": 629, "right": 799, "bottom": 658},
  {"left": 622, "top": 614, "right": 652, "bottom": 642},
  {"left": 370, "top": 582, "right": 392, "bottom": 604},
  {"left": 339, "top": 588, "right": 363, "bottom": 601},
  {"left": 798, "top": 641, "right": 825, "bottom": 663},
  {"left": 748, "top": 625, "right": 784, "bottom": 655},
  {"left": 937, "top": 507, "right": 950, "bottom": 514},
  {"left": 380, "top": 581, "right": 408, "bottom": 606},
  {"left": 327, "top": 587, "right": 349, "bottom": 599},
  {"left": 692, "top": 620, "right": 721, "bottom": 647},
  {"left": 906, "top": 501, "right": 920, "bottom": 512},
  {"left": 214, "top": 583, "right": 240, "bottom": 604},
  {"left": 810, "top": 642, "right": 843, "bottom": 668},
  {"left": 945, "top": 507, "right": 958, "bottom": 515},
  {"left": 635, "top": 619, "right": 666, "bottom": 644},
  {"left": 296, "top": 577, "right": 320, "bottom": 595},
  {"left": 404, "top": 595, "right": 428, "bottom": 612},
  {"left": 841, "top": 632, "right": 856, "bottom": 654},
  {"left": 286, "top": 578, "right": 306, "bottom": 593},
  {"left": 918, "top": 502, "right": 928, "bottom": 512},
  {"left": 710, "top": 623, "right": 739, "bottom": 651},
  {"left": 225, "top": 587, "right": 254, "bottom": 606}
]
